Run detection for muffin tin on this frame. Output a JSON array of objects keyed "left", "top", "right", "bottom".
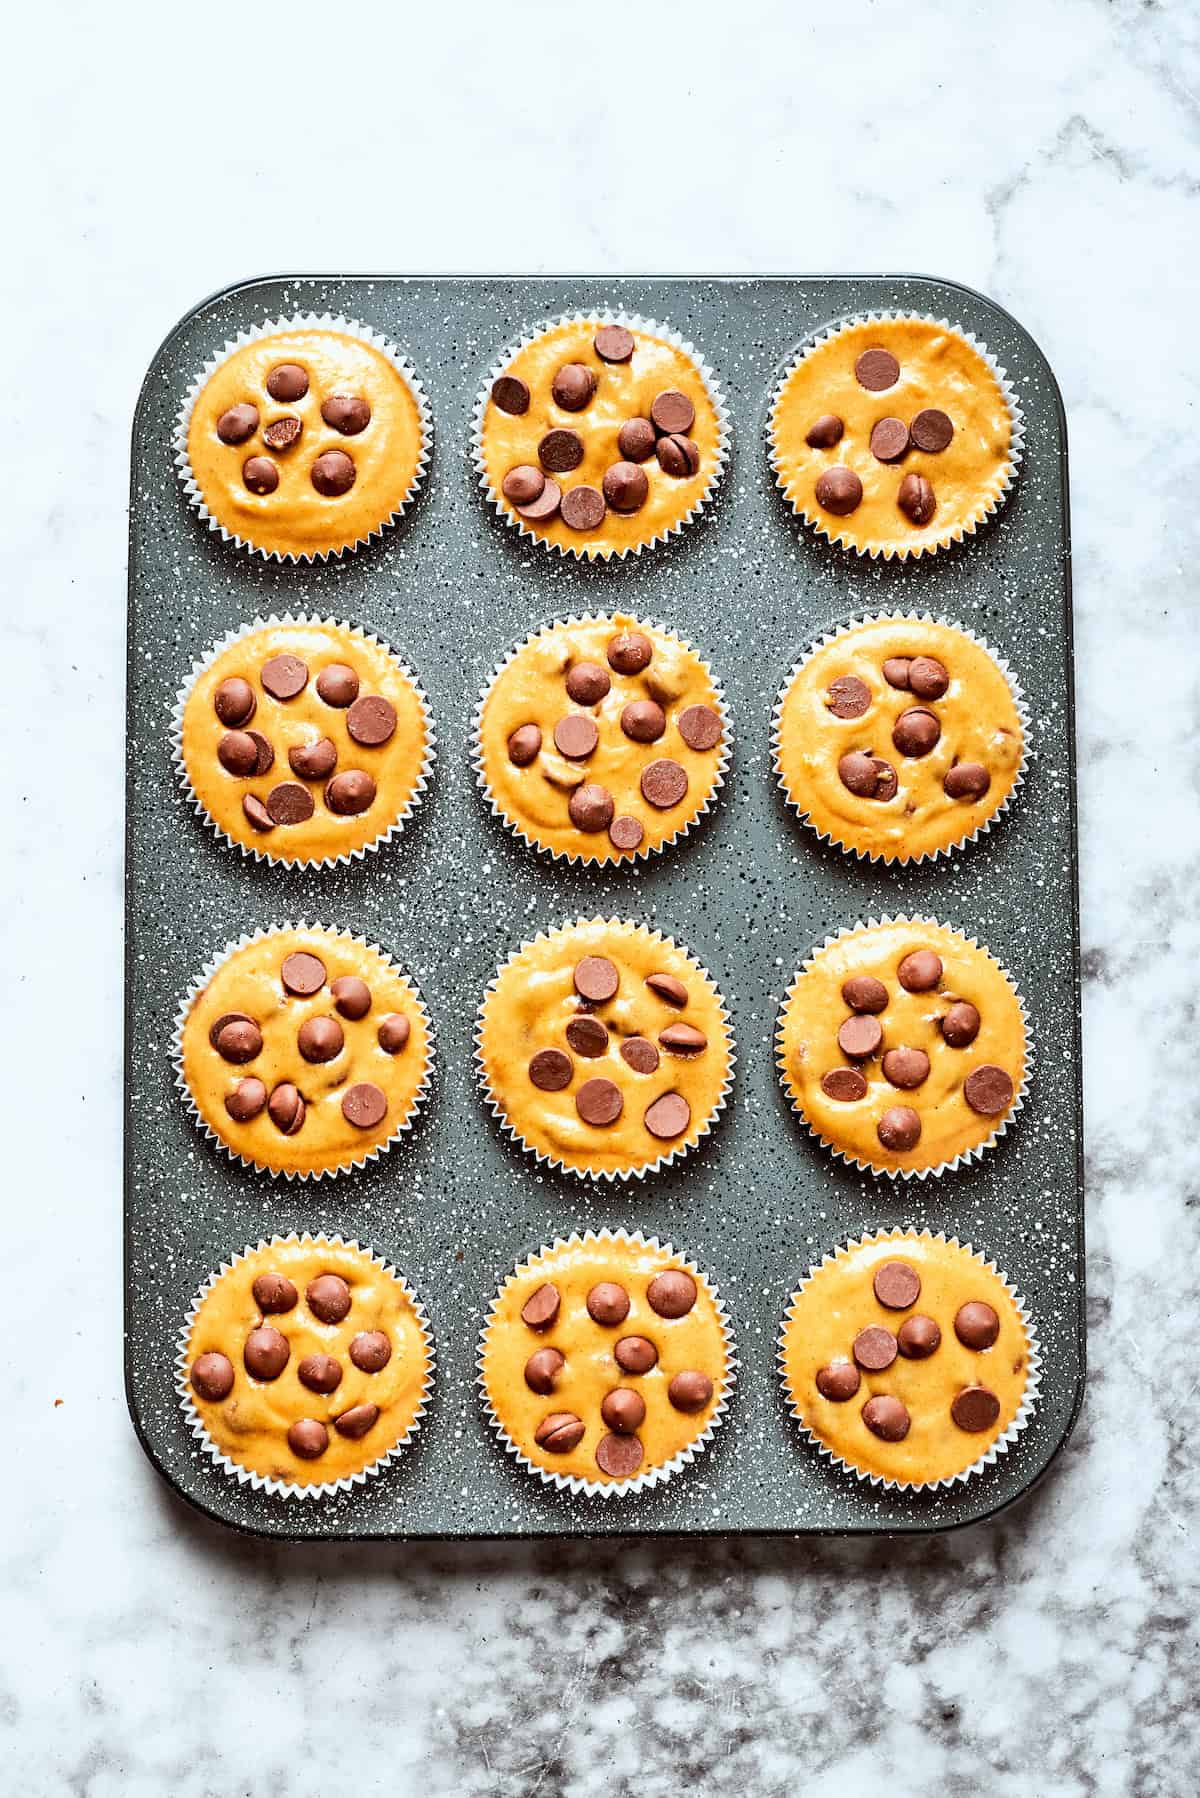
[{"left": 125, "top": 275, "right": 1083, "bottom": 1539}]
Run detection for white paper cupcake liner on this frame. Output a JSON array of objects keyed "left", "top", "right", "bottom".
[
  {"left": 175, "top": 1232, "right": 435, "bottom": 1501},
  {"left": 475, "top": 917, "right": 735, "bottom": 1183},
  {"left": 470, "top": 308, "right": 731, "bottom": 560},
  {"left": 768, "top": 310, "right": 1025, "bottom": 560},
  {"left": 169, "top": 611, "right": 436, "bottom": 870},
  {"left": 171, "top": 922, "right": 434, "bottom": 1181},
  {"left": 775, "top": 914, "right": 1031, "bottom": 1181},
  {"left": 471, "top": 610, "right": 731, "bottom": 868},
  {"left": 478, "top": 1228, "right": 736, "bottom": 1498},
  {"left": 777, "top": 1227, "right": 1042, "bottom": 1493},
  {"left": 173, "top": 312, "right": 433, "bottom": 562},
  {"left": 770, "top": 610, "right": 1030, "bottom": 866}
]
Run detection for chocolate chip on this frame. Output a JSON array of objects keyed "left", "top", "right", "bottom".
[
  {"left": 561, "top": 484, "right": 606, "bottom": 531},
  {"left": 892, "top": 707, "right": 941, "bottom": 758},
  {"left": 253, "top": 1272, "right": 298, "bottom": 1313},
  {"left": 615, "top": 1335, "right": 658, "bottom": 1374},
  {"left": 565, "top": 660, "right": 611, "bottom": 705},
  {"left": 551, "top": 362, "right": 597, "bottom": 411},
  {"left": 288, "top": 1419, "right": 329, "bottom": 1460},
  {"left": 816, "top": 1361, "right": 860, "bottom": 1402},
  {"left": 668, "top": 1371, "right": 714, "bottom": 1414},
  {"left": 554, "top": 713, "right": 599, "bottom": 760},
  {"left": 873, "top": 759, "right": 899, "bottom": 801},
  {"left": 574, "top": 956, "right": 619, "bottom": 1002},
  {"left": 534, "top": 1411, "right": 585, "bottom": 1453},
  {"left": 298, "top": 1015, "right": 344, "bottom": 1063},
  {"left": 882, "top": 1046, "right": 931, "bottom": 1089},
  {"left": 645, "top": 973, "right": 688, "bottom": 1009},
  {"left": 321, "top": 394, "right": 371, "bottom": 435},
  {"left": 951, "top": 1386, "right": 1001, "bottom": 1432},
  {"left": 266, "top": 782, "right": 315, "bottom": 826},
  {"left": 594, "top": 324, "right": 635, "bottom": 362},
  {"left": 568, "top": 784, "right": 615, "bottom": 831},
  {"left": 587, "top": 1282, "right": 630, "bottom": 1325},
  {"left": 842, "top": 976, "right": 888, "bottom": 1014},
  {"left": 837, "top": 1014, "right": 882, "bottom": 1060},
  {"left": 877, "top": 1106, "right": 922, "bottom": 1151},
  {"left": 262, "top": 415, "right": 302, "bottom": 452},
  {"left": 217, "top": 728, "right": 259, "bottom": 776},
  {"left": 491, "top": 374, "right": 530, "bottom": 415},
  {"left": 640, "top": 758, "right": 688, "bottom": 809},
  {"left": 944, "top": 762, "right": 991, "bottom": 800},
  {"left": 942, "top": 1001, "right": 981, "bottom": 1047},
  {"left": 651, "top": 390, "right": 695, "bottom": 435},
  {"left": 242, "top": 456, "right": 279, "bottom": 495},
  {"left": 897, "top": 950, "right": 942, "bottom": 992},
  {"left": 316, "top": 663, "right": 359, "bottom": 707},
  {"left": 267, "top": 1083, "right": 305, "bottom": 1134},
  {"left": 853, "top": 1326, "right": 897, "bottom": 1371},
  {"left": 607, "top": 630, "right": 653, "bottom": 674},
  {"left": 242, "top": 724, "right": 273, "bottom": 769},
  {"left": 898, "top": 472, "right": 935, "bottom": 525},
  {"left": 328, "top": 976, "right": 372, "bottom": 1024},
  {"left": 298, "top": 1353, "right": 343, "bottom": 1394},
  {"left": 507, "top": 723, "right": 542, "bottom": 766},
  {"left": 621, "top": 1037, "right": 659, "bottom": 1074},
  {"left": 620, "top": 699, "right": 666, "bottom": 743},
  {"left": 244, "top": 1326, "right": 289, "bottom": 1380},
  {"left": 644, "top": 1092, "right": 691, "bottom": 1138},
  {"left": 595, "top": 1433, "right": 644, "bottom": 1478},
  {"left": 655, "top": 432, "right": 701, "bottom": 477},
  {"left": 863, "top": 1394, "right": 910, "bottom": 1441},
  {"left": 647, "top": 1270, "right": 697, "bottom": 1318},
  {"left": 334, "top": 1404, "right": 380, "bottom": 1440},
  {"left": 882, "top": 657, "right": 911, "bottom": 690},
  {"left": 342, "top": 1082, "right": 387, "bottom": 1129},
  {"left": 517, "top": 479, "right": 562, "bottom": 522},
  {"left": 826, "top": 676, "right": 871, "bottom": 720},
  {"left": 538, "top": 428, "right": 584, "bottom": 473},
  {"left": 910, "top": 408, "right": 954, "bottom": 453},
  {"left": 805, "top": 414, "right": 844, "bottom": 449},
  {"left": 964, "top": 1065, "right": 1014, "bottom": 1116},
  {"left": 870, "top": 417, "right": 910, "bottom": 462},
  {"left": 898, "top": 1314, "right": 942, "bottom": 1358},
  {"left": 377, "top": 1013, "right": 410, "bottom": 1054},
  {"left": 502, "top": 464, "right": 545, "bottom": 505},
  {"left": 190, "top": 1352, "right": 235, "bottom": 1400},
  {"left": 815, "top": 464, "right": 864, "bottom": 519},
  {"left": 311, "top": 450, "right": 356, "bottom": 496},
  {"left": 217, "top": 403, "right": 259, "bottom": 445},
  {"left": 266, "top": 363, "right": 308, "bottom": 402},
  {"left": 524, "top": 1348, "right": 565, "bottom": 1394},
  {"left": 601, "top": 1388, "right": 647, "bottom": 1433},
  {"left": 346, "top": 695, "right": 396, "bottom": 748},
  {"left": 678, "top": 704, "right": 722, "bottom": 751},
  {"left": 855, "top": 348, "right": 900, "bottom": 391},
  {"left": 873, "top": 1261, "right": 922, "bottom": 1309},
  {"left": 908, "top": 655, "right": 950, "bottom": 699},
  {"left": 307, "top": 1274, "right": 351, "bottom": 1324},
  {"left": 325, "top": 769, "right": 376, "bottom": 814},
  {"left": 603, "top": 461, "right": 649, "bottom": 513},
  {"left": 521, "top": 1284, "right": 561, "bottom": 1331},
  {"left": 529, "top": 1048, "right": 573, "bottom": 1091},
  {"left": 821, "top": 1067, "right": 867, "bottom": 1102},
  {"left": 261, "top": 653, "right": 309, "bottom": 701},
  {"left": 566, "top": 1015, "right": 608, "bottom": 1057},
  {"left": 281, "top": 951, "right": 326, "bottom": 995},
  {"left": 576, "top": 1076, "right": 623, "bottom": 1127},
  {"left": 618, "top": 417, "right": 656, "bottom": 461},
  {"left": 242, "top": 794, "right": 274, "bottom": 833},
  {"left": 659, "top": 1022, "right": 707, "bottom": 1056},
  {"left": 288, "top": 737, "right": 337, "bottom": 780},
  {"left": 210, "top": 1014, "right": 263, "bottom": 1063},
  {"left": 214, "top": 677, "right": 256, "bottom": 727},
  {"left": 225, "top": 1076, "right": 267, "bottom": 1121},
  {"left": 955, "top": 1301, "right": 1001, "bottom": 1349}
]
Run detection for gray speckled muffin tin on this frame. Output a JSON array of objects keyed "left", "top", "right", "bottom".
[{"left": 125, "top": 275, "right": 1083, "bottom": 1540}]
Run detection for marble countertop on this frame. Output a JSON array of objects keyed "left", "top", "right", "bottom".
[{"left": 6, "top": 0, "right": 1197, "bottom": 1791}]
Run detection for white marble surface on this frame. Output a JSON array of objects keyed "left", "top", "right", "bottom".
[{"left": 5, "top": 0, "right": 1198, "bottom": 1791}]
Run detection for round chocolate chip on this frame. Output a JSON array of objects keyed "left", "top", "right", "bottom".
[
  {"left": 211, "top": 1014, "right": 263, "bottom": 1064},
  {"left": 908, "top": 655, "right": 950, "bottom": 699},
  {"left": 507, "top": 723, "right": 542, "bottom": 766},
  {"left": 877, "top": 1106, "right": 922, "bottom": 1151},
  {"left": 910, "top": 408, "right": 954, "bottom": 453},
  {"left": 561, "top": 484, "right": 606, "bottom": 531},
  {"left": 266, "top": 781, "right": 315, "bottom": 826},
  {"left": 668, "top": 1371, "right": 714, "bottom": 1413},
  {"left": 646, "top": 973, "right": 688, "bottom": 1008},
  {"left": 517, "top": 479, "right": 561, "bottom": 522},
  {"left": 882, "top": 657, "right": 912, "bottom": 690},
  {"left": 281, "top": 951, "right": 326, "bottom": 996},
  {"left": 521, "top": 1284, "right": 562, "bottom": 1331},
  {"left": 574, "top": 956, "right": 619, "bottom": 1002},
  {"left": 534, "top": 1411, "right": 585, "bottom": 1453},
  {"left": 216, "top": 402, "right": 259, "bottom": 445},
  {"left": 882, "top": 1046, "right": 931, "bottom": 1089},
  {"left": 565, "top": 660, "right": 611, "bottom": 705},
  {"left": 214, "top": 677, "right": 256, "bottom": 727},
  {"left": 502, "top": 464, "right": 545, "bottom": 506},
  {"left": 897, "top": 950, "right": 943, "bottom": 992},
  {"left": 951, "top": 1386, "right": 1002, "bottom": 1432},
  {"left": 529, "top": 1048, "right": 573, "bottom": 1092},
  {"left": 594, "top": 324, "right": 635, "bottom": 363},
  {"left": 491, "top": 374, "right": 530, "bottom": 416},
  {"left": 587, "top": 1282, "right": 630, "bottom": 1326},
  {"left": 551, "top": 362, "right": 597, "bottom": 411},
  {"left": 837, "top": 1014, "right": 883, "bottom": 1060},
  {"left": 607, "top": 630, "right": 653, "bottom": 675},
  {"left": 242, "top": 456, "right": 279, "bottom": 495},
  {"left": 678, "top": 704, "right": 722, "bottom": 751},
  {"left": 377, "top": 1013, "right": 410, "bottom": 1054},
  {"left": 349, "top": 1331, "right": 392, "bottom": 1373},
  {"left": 942, "top": 1001, "right": 981, "bottom": 1047},
  {"left": 640, "top": 758, "right": 688, "bottom": 809},
  {"left": 955, "top": 1301, "right": 1001, "bottom": 1349},
  {"left": 566, "top": 1015, "right": 608, "bottom": 1057},
  {"left": 321, "top": 394, "right": 371, "bottom": 435},
  {"left": 837, "top": 750, "right": 879, "bottom": 797},
  {"left": 288, "top": 1419, "right": 329, "bottom": 1460},
  {"left": 298, "top": 1353, "right": 342, "bottom": 1395},
  {"left": 342, "top": 1082, "right": 388, "bottom": 1129},
  {"left": 307, "top": 1274, "right": 351, "bottom": 1324},
  {"left": 253, "top": 1272, "right": 298, "bottom": 1314},
  {"left": 331, "top": 976, "right": 372, "bottom": 1021},
  {"left": 853, "top": 1326, "right": 897, "bottom": 1371},
  {"left": 601, "top": 1388, "right": 647, "bottom": 1434},
  {"left": 620, "top": 1037, "right": 659, "bottom": 1075},
  {"left": 843, "top": 975, "right": 888, "bottom": 1014},
  {"left": 316, "top": 663, "right": 359, "bottom": 707},
  {"left": 554, "top": 713, "right": 599, "bottom": 760},
  {"left": 869, "top": 416, "right": 910, "bottom": 462},
  {"left": 644, "top": 1092, "right": 690, "bottom": 1138},
  {"left": 898, "top": 1314, "right": 942, "bottom": 1359},
  {"left": 944, "top": 762, "right": 991, "bottom": 801},
  {"left": 595, "top": 1433, "right": 644, "bottom": 1479},
  {"left": 620, "top": 699, "right": 666, "bottom": 743},
  {"left": 821, "top": 1067, "right": 868, "bottom": 1102},
  {"left": 311, "top": 450, "right": 356, "bottom": 497},
  {"left": 805, "top": 414, "right": 844, "bottom": 449},
  {"left": 827, "top": 675, "right": 871, "bottom": 720},
  {"left": 325, "top": 769, "right": 376, "bottom": 815},
  {"left": 267, "top": 1083, "right": 305, "bottom": 1135},
  {"left": 524, "top": 1347, "right": 565, "bottom": 1394},
  {"left": 892, "top": 707, "right": 941, "bottom": 758},
  {"left": 618, "top": 417, "right": 656, "bottom": 461},
  {"left": 568, "top": 784, "right": 615, "bottom": 832},
  {"left": 873, "top": 1260, "right": 922, "bottom": 1309},
  {"left": 964, "top": 1065, "right": 1014, "bottom": 1117},
  {"left": 266, "top": 363, "right": 308, "bottom": 402},
  {"left": 576, "top": 1077, "right": 623, "bottom": 1127},
  {"left": 659, "top": 1022, "right": 707, "bottom": 1056},
  {"left": 862, "top": 1394, "right": 910, "bottom": 1441},
  {"left": 191, "top": 1352, "right": 235, "bottom": 1401},
  {"left": 615, "top": 1335, "right": 658, "bottom": 1374},
  {"left": 298, "top": 1015, "right": 344, "bottom": 1063},
  {"left": 603, "top": 461, "right": 649, "bottom": 514},
  {"left": 816, "top": 1361, "right": 860, "bottom": 1402},
  {"left": 346, "top": 695, "right": 397, "bottom": 748},
  {"left": 261, "top": 654, "right": 309, "bottom": 701},
  {"left": 538, "top": 428, "right": 584, "bottom": 473},
  {"left": 898, "top": 472, "right": 935, "bottom": 525},
  {"left": 648, "top": 1270, "right": 697, "bottom": 1318},
  {"left": 225, "top": 1076, "right": 267, "bottom": 1121},
  {"left": 287, "top": 737, "right": 337, "bottom": 782},
  {"left": 262, "top": 415, "right": 302, "bottom": 452},
  {"left": 655, "top": 432, "right": 701, "bottom": 477},
  {"left": 334, "top": 1404, "right": 380, "bottom": 1440},
  {"left": 855, "top": 348, "right": 900, "bottom": 391},
  {"left": 244, "top": 1326, "right": 289, "bottom": 1380}
]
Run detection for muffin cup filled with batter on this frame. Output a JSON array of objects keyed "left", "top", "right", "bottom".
[
  {"left": 769, "top": 311, "right": 1024, "bottom": 559},
  {"left": 475, "top": 918, "right": 735, "bottom": 1181},
  {"left": 177, "top": 1233, "right": 434, "bottom": 1499},
  {"left": 772, "top": 612, "right": 1028, "bottom": 864},
  {"left": 172, "top": 923, "right": 433, "bottom": 1180},
  {"left": 171, "top": 613, "right": 435, "bottom": 869},
  {"left": 472, "top": 611, "right": 730, "bottom": 867},
  {"left": 478, "top": 1229, "right": 736, "bottom": 1497},
  {"left": 776, "top": 915, "right": 1030, "bottom": 1179},
  {"left": 174, "top": 313, "right": 432, "bottom": 561},
  {"left": 777, "top": 1229, "right": 1040, "bottom": 1491},
  {"left": 472, "top": 310, "right": 729, "bottom": 560}
]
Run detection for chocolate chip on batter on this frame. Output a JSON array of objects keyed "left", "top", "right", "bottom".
[
  {"left": 288, "top": 1419, "right": 329, "bottom": 1460},
  {"left": 190, "top": 1351, "right": 235, "bottom": 1400},
  {"left": 944, "top": 762, "right": 991, "bottom": 801},
  {"left": 882, "top": 657, "right": 912, "bottom": 690},
  {"left": 574, "top": 956, "right": 619, "bottom": 1002},
  {"left": 595, "top": 1433, "right": 644, "bottom": 1479},
  {"left": 908, "top": 655, "right": 950, "bottom": 699},
  {"left": 521, "top": 1284, "right": 562, "bottom": 1331},
  {"left": 265, "top": 781, "right": 314, "bottom": 826},
  {"left": 288, "top": 737, "right": 338, "bottom": 781},
  {"left": 373, "top": 1012, "right": 407, "bottom": 1056},
  {"left": 267, "top": 1083, "right": 305, "bottom": 1135},
  {"left": 618, "top": 417, "right": 656, "bottom": 461},
  {"left": 218, "top": 729, "right": 259, "bottom": 777},
  {"left": 877, "top": 1106, "right": 922, "bottom": 1151},
  {"left": 216, "top": 403, "right": 259, "bottom": 445},
  {"left": 538, "top": 428, "right": 584, "bottom": 474},
  {"left": 242, "top": 795, "right": 274, "bottom": 833},
  {"left": 529, "top": 1048, "right": 573, "bottom": 1092},
  {"left": 620, "top": 1037, "right": 659, "bottom": 1075},
  {"left": 873, "top": 1260, "right": 922, "bottom": 1309},
  {"left": 281, "top": 951, "right": 326, "bottom": 995},
  {"left": 964, "top": 1065, "right": 1014, "bottom": 1116},
  {"left": 214, "top": 677, "right": 257, "bottom": 727},
  {"left": 897, "top": 950, "right": 942, "bottom": 992},
  {"left": 594, "top": 324, "right": 635, "bottom": 363},
  {"left": 951, "top": 1386, "right": 1001, "bottom": 1432},
  {"left": 615, "top": 1335, "right": 658, "bottom": 1374},
  {"left": 307, "top": 1274, "right": 352, "bottom": 1324},
  {"left": 554, "top": 713, "right": 599, "bottom": 760},
  {"left": 321, "top": 394, "right": 371, "bottom": 435},
  {"left": 225, "top": 1076, "right": 267, "bottom": 1122},
  {"left": 341, "top": 1082, "right": 388, "bottom": 1129},
  {"left": 298, "top": 1015, "right": 344, "bottom": 1063},
  {"left": 837, "top": 1014, "right": 883, "bottom": 1060},
  {"left": 517, "top": 479, "right": 562, "bottom": 523},
  {"left": 892, "top": 707, "right": 941, "bottom": 757},
  {"left": 325, "top": 769, "right": 377, "bottom": 815},
  {"left": 854, "top": 348, "right": 900, "bottom": 391},
  {"left": 564, "top": 1015, "right": 608, "bottom": 1059},
  {"left": 261, "top": 654, "right": 309, "bottom": 701},
  {"left": 551, "top": 362, "right": 597, "bottom": 411},
  {"left": 507, "top": 723, "right": 542, "bottom": 766},
  {"left": 651, "top": 390, "right": 696, "bottom": 435},
  {"left": 620, "top": 699, "right": 666, "bottom": 743},
  {"left": 648, "top": 1270, "right": 697, "bottom": 1318},
  {"left": 607, "top": 629, "right": 653, "bottom": 675},
  {"left": 491, "top": 374, "right": 530, "bottom": 415},
  {"left": 870, "top": 417, "right": 910, "bottom": 463},
  {"left": 882, "top": 1046, "right": 931, "bottom": 1089},
  {"left": 941, "top": 1001, "right": 981, "bottom": 1047},
  {"left": 843, "top": 976, "right": 888, "bottom": 1014},
  {"left": 862, "top": 1394, "right": 910, "bottom": 1441},
  {"left": 644, "top": 1092, "right": 691, "bottom": 1139},
  {"left": 898, "top": 1314, "right": 942, "bottom": 1359},
  {"left": 266, "top": 363, "right": 308, "bottom": 402},
  {"left": 955, "top": 1301, "right": 1001, "bottom": 1349},
  {"left": 668, "top": 1371, "right": 714, "bottom": 1413},
  {"left": 587, "top": 1282, "right": 630, "bottom": 1326},
  {"left": 253, "top": 1273, "right": 298, "bottom": 1313},
  {"left": 898, "top": 471, "right": 936, "bottom": 526},
  {"left": 646, "top": 973, "right": 688, "bottom": 1007},
  {"left": 603, "top": 461, "right": 649, "bottom": 514},
  {"left": 677, "top": 704, "right": 723, "bottom": 751},
  {"left": 534, "top": 1412, "right": 585, "bottom": 1453},
  {"left": 659, "top": 1022, "right": 707, "bottom": 1056},
  {"left": 837, "top": 750, "right": 882, "bottom": 797},
  {"left": 821, "top": 1067, "right": 868, "bottom": 1102},
  {"left": 242, "top": 456, "right": 279, "bottom": 495},
  {"left": 561, "top": 485, "right": 606, "bottom": 531},
  {"left": 347, "top": 695, "right": 397, "bottom": 747},
  {"left": 815, "top": 1361, "right": 860, "bottom": 1402},
  {"left": 910, "top": 408, "right": 954, "bottom": 454},
  {"left": 334, "top": 1404, "right": 380, "bottom": 1440},
  {"left": 640, "top": 759, "right": 688, "bottom": 809},
  {"left": 502, "top": 464, "right": 545, "bottom": 506},
  {"left": 311, "top": 450, "right": 356, "bottom": 497},
  {"left": 575, "top": 1077, "right": 624, "bottom": 1127},
  {"left": 298, "top": 1353, "right": 343, "bottom": 1394},
  {"left": 805, "top": 414, "right": 844, "bottom": 449},
  {"left": 568, "top": 784, "right": 615, "bottom": 832},
  {"left": 826, "top": 676, "right": 871, "bottom": 719},
  {"left": 565, "top": 661, "right": 611, "bottom": 705},
  {"left": 244, "top": 1326, "right": 290, "bottom": 1380},
  {"left": 601, "top": 1388, "right": 646, "bottom": 1434},
  {"left": 263, "top": 415, "right": 302, "bottom": 452},
  {"left": 853, "top": 1325, "right": 897, "bottom": 1371},
  {"left": 316, "top": 663, "right": 359, "bottom": 707},
  {"left": 655, "top": 433, "right": 701, "bottom": 477},
  {"left": 523, "top": 1348, "right": 564, "bottom": 1394},
  {"left": 210, "top": 1014, "right": 263, "bottom": 1063}
]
